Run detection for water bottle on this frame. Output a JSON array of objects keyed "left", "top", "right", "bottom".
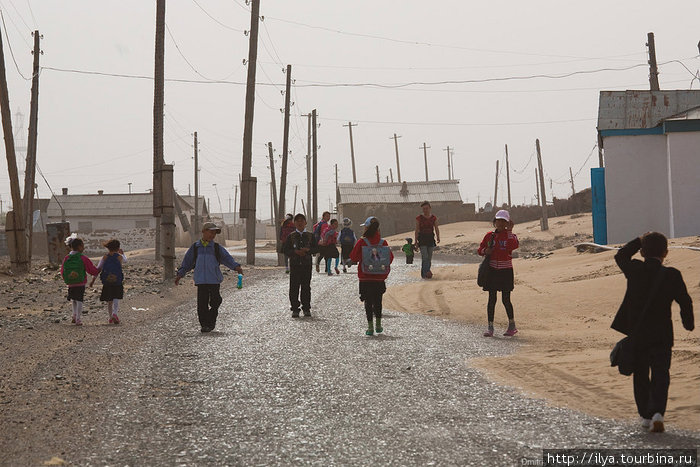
[{"left": 237, "top": 273, "right": 243, "bottom": 289}]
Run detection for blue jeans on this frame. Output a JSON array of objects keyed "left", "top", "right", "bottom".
[{"left": 420, "top": 245, "right": 434, "bottom": 277}]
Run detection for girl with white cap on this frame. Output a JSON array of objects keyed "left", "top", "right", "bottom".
[{"left": 477, "top": 209, "right": 519, "bottom": 337}]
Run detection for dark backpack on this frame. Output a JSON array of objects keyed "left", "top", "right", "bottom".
[
  {"left": 312, "top": 222, "right": 325, "bottom": 242},
  {"left": 100, "top": 253, "right": 124, "bottom": 285},
  {"left": 192, "top": 242, "right": 222, "bottom": 266},
  {"left": 339, "top": 227, "right": 355, "bottom": 245}
]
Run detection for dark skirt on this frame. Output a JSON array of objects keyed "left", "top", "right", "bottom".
[
  {"left": 340, "top": 243, "right": 353, "bottom": 260},
  {"left": 359, "top": 280, "right": 386, "bottom": 302},
  {"left": 321, "top": 244, "right": 339, "bottom": 259},
  {"left": 483, "top": 267, "right": 514, "bottom": 292},
  {"left": 67, "top": 286, "right": 85, "bottom": 302},
  {"left": 100, "top": 283, "right": 124, "bottom": 301}
]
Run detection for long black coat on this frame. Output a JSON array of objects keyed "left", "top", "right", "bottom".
[{"left": 611, "top": 237, "right": 694, "bottom": 348}]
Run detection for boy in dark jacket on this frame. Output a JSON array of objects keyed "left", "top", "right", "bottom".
[
  {"left": 612, "top": 232, "right": 694, "bottom": 433},
  {"left": 283, "top": 213, "right": 319, "bottom": 318}
]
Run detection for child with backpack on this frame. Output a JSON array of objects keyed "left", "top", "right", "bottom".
[
  {"left": 312, "top": 211, "right": 330, "bottom": 273},
  {"left": 321, "top": 219, "right": 340, "bottom": 276},
  {"left": 349, "top": 217, "right": 393, "bottom": 336},
  {"left": 477, "top": 210, "right": 519, "bottom": 337},
  {"left": 61, "top": 234, "right": 100, "bottom": 326},
  {"left": 402, "top": 238, "right": 416, "bottom": 264},
  {"left": 338, "top": 217, "right": 357, "bottom": 273},
  {"left": 89, "top": 239, "right": 127, "bottom": 324}
]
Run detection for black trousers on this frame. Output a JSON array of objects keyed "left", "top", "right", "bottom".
[
  {"left": 633, "top": 344, "right": 672, "bottom": 419},
  {"left": 359, "top": 281, "right": 386, "bottom": 322},
  {"left": 197, "top": 284, "right": 222, "bottom": 329},
  {"left": 289, "top": 266, "right": 312, "bottom": 312}
]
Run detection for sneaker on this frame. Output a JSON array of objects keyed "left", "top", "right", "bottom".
[
  {"left": 200, "top": 326, "right": 212, "bottom": 333},
  {"left": 303, "top": 310, "right": 311, "bottom": 317},
  {"left": 285, "top": 268, "right": 290, "bottom": 274},
  {"left": 483, "top": 328, "right": 494, "bottom": 337},
  {"left": 108, "top": 316, "right": 114, "bottom": 324},
  {"left": 503, "top": 327, "right": 518, "bottom": 337},
  {"left": 343, "top": 267, "right": 347, "bottom": 273},
  {"left": 75, "top": 320, "right": 83, "bottom": 326},
  {"left": 111, "top": 314, "right": 120, "bottom": 325},
  {"left": 327, "top": 272, "right": 333, "bottom": 276},
  {"left": 335, "top": 267, "right": 340, "bottom": 275},
  {"left": 640, "top": 417, "right": 652, "bottom": 429},
  {"left": 315, "top": 263, "right": 320, "bottom": 273},
  {"left": 71, "top": 316, "right": 76, "bottom": 324},
  {"left": 291, "top": 310, "right": 300, "bottom": 318},
  {"left": 650, "top": 413, "right": 665, "bottom": 433}
]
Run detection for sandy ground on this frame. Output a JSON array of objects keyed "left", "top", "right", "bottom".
[{"left": 384, "top": 214, "right": 700, "bottom": 431}]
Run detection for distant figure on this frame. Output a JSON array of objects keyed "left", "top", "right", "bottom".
[
  {"left": 283, "top": 213, "right": 319, "bottom": 317},
  {"left": 402, "top": 238, "right": 416, "bottom": 264},
  {"left": 612, "top": 232, "right": 694, "bottom": 433},
  {"left": 477, "top": 210, "right": 519, "bottom": 337},
  {"left": 321, "top": 219, "right": 341, "bottom": 276},
  {"left": 175, "top": 222, "right": 243, "bottom": 333},
  {"left": 280, "top": 213, "right": 295, "bottom": 274},
  {"left": 414, "top": 201, "right": 440, "bottom": 278},
  {"left": 90, "top": 239, "right": 127, "bottom": 325},
  {"left": 338, "top": 217, "right": 357, "bottom": 273},
  {"left": 61, "top": 234, "right": 99, "bottom": 326},
  {"left": 312, "top": 211, "right": 331, "bottom": 273},
  {"left": 350, "top": 217, "right": 394, "bottom": 336}
]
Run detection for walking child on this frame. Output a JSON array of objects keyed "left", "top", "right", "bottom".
[
  {"left": 350, "top": 217, "right": 394, "bottom": 336},
  {"left": 280, "top": 213, "right": 295, "bottom": 274},
  {"left": 61, "top": 234, "right": 100, "bottom": 326},
  {"left": 321, "top": 219, "right": 341, "bottom": 276},
  {"left": 477, "top": 210, "right": 519, "bottom": 337},
  {"left": 175, "top": 223, "right": 243, "bottom": 332},
  {"left": 90, "top": 239, "right": 127, "bottom": 324},
  {"left": 612, "top": 232, "right": 694, "bottom": 433},
  {"left": 312, "top": 211, "right": 331, "bottom": 273},
  {"left": 402, "top": 238, "right": 416, "bottom": 264},
  {"left": 338, "top": 217, "right": 357, "bottom": 273},
  {"left": 283, "top": 213, "right": 318, "bottom": 317}
]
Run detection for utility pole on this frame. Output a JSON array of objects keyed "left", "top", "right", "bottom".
[
  {"left": 23, "top": 30, "right": 41, "bottom": 262},
  {"left": 391, "top": 133, "right": 402, "bottom": 183},
  {"left": 292, "top": 185, "right": 298, "bottom": 214},
  {"left": 193, "top": 131, "right": 199, "bottom": 236},
  {"left": 312, "top": 109, "right": 318, "bottom": 222},
  {"left": 493, "top": 160, "right": 499, "bottom": 210},
  {"left": 536, "top": 139, "right": 549, "bottom": 231},
  {"left": 267, "top": 142, "right": 279, "bottom": 225},
  {"left": 153, "top": 0, "right": 165, "bottom": 264},
  {"left": 375, "top": 166, "right": 380, "bottom": 183},
  {"left": 279, "top": 64, "right": 291, "bottom": 221},
  {"left": 240, "top": 0, "right": 261, "bottom": 265},
  {"left": 504, "top": 144, "right": 512, "bottom": 207},
  {"left": 161, "top": 164, "right": 176, "bottom": 280},
  {"left": 647, "top": 32, "right": 660, "bottom": 91},
  {"left": 569, "top": 167, "right": 576, "bottom": 197},
  {"left": 0, "top": 16, "right": 27, "bottom": 273},
  {"left": 334, "top": 163, "right": 338, "bottom": 204},
  {"left": 233, "top": 184, "right": 238, "bottom": 224},
  {"left": 301, "top": 199, "right": 306, "bottom": 218},
  {"left": 420, "top": 142, "right": 430, "bottom": 181},
  {"left": 535, "top": 168, "right": 540, "bottom": 206},
  {"left": 343, "top": 121, "right": 358, "bottom": 183},
  {"left": 269, "top": 182, "right": 274, "bottom": 226},
  {"left": 389, "top": 168, "right": 394, "bottom": 183},
  {"left": 443, "top": 146, "right": 452, "bottom": 180},
  {"left": 451, "top": 152, "right": 455, "bottom": 180},
  {"left": 304, "top": 112, "right": 311, "bottom": 222}
]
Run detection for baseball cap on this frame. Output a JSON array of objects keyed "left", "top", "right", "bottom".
[
  {"left": 361, "top": 216, "right": 376, "bottom": 227},
  {"left": 494, "top": 210, "right": 511, "bottom": 222},
  {"left": 202, "top": 222, "right": 222, "bottom": 233}
]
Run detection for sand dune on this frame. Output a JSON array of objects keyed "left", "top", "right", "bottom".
[{"left": 384, "top": 214, "right": 700, "bottom": 431}]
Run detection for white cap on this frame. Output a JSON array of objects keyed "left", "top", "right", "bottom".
[{"left": 494, "top": 210, "right": 511, "bottom": 222}]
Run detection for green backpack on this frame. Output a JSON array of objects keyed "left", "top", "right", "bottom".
[{"left": 62, "top": 254, "right": 86, "bottom": 285}]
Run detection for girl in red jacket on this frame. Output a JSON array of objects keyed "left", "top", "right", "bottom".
[
  {"left": 350, "top": 217, "right": 394, "bottom": 336},
  {"left": 477, "top": 210, "right": 519, "bottom": 337}
]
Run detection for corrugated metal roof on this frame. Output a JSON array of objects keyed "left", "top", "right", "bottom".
[
  {"left": 338, "top": 180, "right": 462, "bottom": 204},
  {"left": 47, "top": 193, "right": 154, "bottom": 218},
  {"left": 598, "top": 90, "right": 700, "bottom": 131}
]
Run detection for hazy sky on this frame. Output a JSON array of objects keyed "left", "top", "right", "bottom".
[{"left": 1, "top": 0, "right": 699, "bottom": 219}]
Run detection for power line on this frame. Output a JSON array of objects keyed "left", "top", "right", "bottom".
[
  {"left": 190, "top": 0, "right": 244, "bottom": 32},
  {"left": 0, "top": 9, "right": 31, "bottom": 80},
  {"left": 5, "top": 0, "right": 31, "bottom": 32},
  {"left": 318, "top": 115, "right": 595, "bottom": 127},
  {"left": 24, "top": 0, "right": 36, "bottom": 27}
]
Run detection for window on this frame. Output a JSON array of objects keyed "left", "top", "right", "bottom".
[{"left": 77, "top": 221, "right": 93, "bottom": 233}]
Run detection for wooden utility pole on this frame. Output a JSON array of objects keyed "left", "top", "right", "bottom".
[
  {"left": 647, "top": 32, "right": 660, "bottom": 91},
  {"left": 504, "top": 144, "right": 512, "bottom": 207},
  {"left": 304, "top": 113, "right": 311, "bottom": 222},
  {"left": 233, "top": 184, "right": 238, "bottom": 224},
  {"left": 569, "top": 167, "right": 576, "bottom": 197},
  {"left": 279, "top": 64, "right": 291, "bottom": 221},
  {"left": 312, "top": 109, "right": 318, "bottom": 222},
  {"left": 292, "top": 185, "right": 298, "bottom": 214},
  {"left": 22, "top": 30, "right": 41, "bottom": 262},
  {"left": 451, "top": 153, "right": 455, "bottom": 180},
  {"left": 389, "top": 168, "right": 394, "bottom": 183},
  {"left": 240, "top": 0, "right": 261, "bottom": 265},
  {"left": 0, "top": 16, "right": 27, "bottom": 273},
  {"left": 420, "top": 143, "right": 430, "bottom": 181},
  {"left": 334, "top": 164, "right": 338, "bottom": 204},
  {"left": 193, "top": 131, "right": 199, "bottom": 236},
  {"left": 493, "top": 160, "right": 499, "bottom": 210},
  {"left": 301, "top": 199, "right": 306, "bottom": 218},
  {"left": 535, "top": 168, "right": 540, "bottom": 206},
  {"left": 161, "top": 164, "right": 176, "bottom": 280},
  {"left": 391, "top": 133, "right": 402, "bottom": 183},
  {"left": 536, "top": 139, "right": 549, "bottom": 231},
  {"left": 267, "top": 142, "right": 279, "bottom": 225},
  {"left": 153, "top": 0, "right": 165, "bottom": 264},
  {"left": 443, "top": 146, "right": 452, "bottom": 180},
  {"left": 375, "top": 166, "right": 380, "bottom": 183},
  {"left": 343, "top": 121, "right": 358, "bottom": 183}
]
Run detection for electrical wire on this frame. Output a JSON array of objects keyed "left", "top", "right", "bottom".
[
  {"left": 5, "top": 0, "right": 31, "bottom": 32},
  {"left": 318, "top": 115, "right": 595, "bottom": 127},
  {"left": 0, "top": 9, "right": 30, "bottom": 79},
  {"left": 24, "top": 0, "right": 36, "bottom": 27},
  {"left": 190, "top": 0, "right": 244, "bottom": 32}
]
